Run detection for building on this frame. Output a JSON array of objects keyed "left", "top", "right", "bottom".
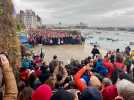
[
  {"left": 36, "top": 15, "right": 42, "bottom": 27},
  {"left": 16, "top": 10, "right": 42, "bottom": 30}
]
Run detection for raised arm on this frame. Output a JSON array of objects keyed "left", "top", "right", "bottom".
[
  {"left": 0, "top": 54, "right": 18, "bottom": 100},
  {"left": 60, "top": 65, "right": 68, "bottom": 84},
  {"left": 74, "top": 65, "right": 90, "bottom": 92}
]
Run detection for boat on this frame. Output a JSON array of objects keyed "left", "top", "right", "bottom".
[
  {"left": 106, "top": 38, "right": 112, "bottom": 41},
  {"left": 106, "top": 37, "right": 119, "bottom": 42},
  {"left": 99, "top": 37, "right": 105, "bottom": 40},
  {"left": 129, "top": 42, "right": 134, "bottom": 45},
  {"left": 112, "top": 39, "right": 119, "bottom": 42},
  {"left": 96, "top": 31, "right": 101, "bottom": 34},
  {"left": 87, "top": 36, "right": 94, "bottom": 39}
]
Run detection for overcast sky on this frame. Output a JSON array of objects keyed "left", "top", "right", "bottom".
[{"left": 13, "top": 0, "right": 134, "bottom": 27}]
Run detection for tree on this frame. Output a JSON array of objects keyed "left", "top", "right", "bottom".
[
  {"left": 16, "top": 23, "right": 24, "bottom": 32},
  {"left": 0, "top": 0, "right": 21, "bottom": 74},
  {"left": 16, "top": 16, "right": 25, "bottom": 32}
]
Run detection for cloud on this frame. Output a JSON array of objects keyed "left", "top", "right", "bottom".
[
  {"left": 13, "top": 0, "right": 134, "bottom": 26},
  {"left": 102, "top": 7, "right": 134, "bottom": 18}
]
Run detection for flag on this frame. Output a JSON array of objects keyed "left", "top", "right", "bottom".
[{"left": 40, "top": 48, "right": 45, "bottom": 59}]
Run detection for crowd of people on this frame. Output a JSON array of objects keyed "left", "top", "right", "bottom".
[
  {"left": 0, "top": 45, "right": 134, "bottom": 100},
  {"left": 28, "top": 30, "right": 82, "bottom": 46}
]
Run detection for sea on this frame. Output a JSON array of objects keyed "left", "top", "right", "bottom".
[{"left": 81, "top": 29, "right": 134, "bottom": 51}]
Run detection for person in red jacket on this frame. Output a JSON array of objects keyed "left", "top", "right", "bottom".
[
  {"left": 74, "top": 65, "right": 90, "bottom": 91},
  {"left": 74, "top": 64, "right": 101, "bottom": 92},
  {"left": 114, "top": 54, "right": 127, "bottom": 72},
  {"left": 103, "top": 56, "right": 115, "bottom": 78}
]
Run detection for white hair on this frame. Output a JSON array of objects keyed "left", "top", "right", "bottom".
[
  {"left": 116, "top": 79, "right": 134, "bottom": 100},
  {"left": 102, "top": 78, "right": 112, "bottom": 86}
]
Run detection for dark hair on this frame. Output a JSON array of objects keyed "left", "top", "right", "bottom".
[
  {"left": 18, "top": 81, "right": 26, "bottom": 92},
  {"left": 51, "top": 89, "right": 74, "bottom": 100},
  {"left": 53, "top": 55, "right": 57, "bottom": 59},
  {"left": 94, "top": 45, "right": 97, "bottom": 48},
  {"left": 87, "top": 56, "right": 91, "bottom": 60},
  {"left": 80, "top": 87, "right": 102, "bottom": 100},
  {"left": 57, "top": 74, "right": 62, "bottom": 81},
  {"left": 0, "top": 92, "right": 2, "bottom": 100},
  {"left": 84, "top": 58, "right": 90, "bottom": 65},
  {"left": 28, "top": 72, "right": 36, "bottom": 88},
  {"left": 116, "top": 54, "right": 123, "bottom": 63},
  {"left": 116, "top": 48, "right": 120, "bottom": 53},
  {"left": 20, "top": 86, "right": 33, "bottom": 100}
]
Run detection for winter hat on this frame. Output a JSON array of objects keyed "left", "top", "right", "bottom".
[
  {"left": 102, "top": 85, "right": 118, "bottom": 100},
  {"left": 32, "top": 84, "right": 52, "bottom": 100},
  {"left": 80, "top": 87, "right": 102, "bottom": 100}
]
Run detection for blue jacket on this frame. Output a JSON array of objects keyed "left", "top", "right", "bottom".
[{"left": 95, "top": 59, "right": 108, "bottom": 75}]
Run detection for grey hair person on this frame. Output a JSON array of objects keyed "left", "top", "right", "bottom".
[
  {"left": 102, "top": 78, "right": 112, "bottom": 87},
  {"left": 116, "top": 79, "right": 134, "bottom": 100}
]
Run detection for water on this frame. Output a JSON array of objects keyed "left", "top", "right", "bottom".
[{"left": 83, "top": 29, "right": 134, "bottom": 51}]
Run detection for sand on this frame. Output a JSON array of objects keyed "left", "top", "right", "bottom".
[{"left": 33, "top": 44, "right": 93, "bottom": 64}]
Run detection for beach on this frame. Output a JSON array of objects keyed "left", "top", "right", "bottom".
[
  {"left": 32, "top": 29, "right": 134, "bottom": 64},
  {"left": 33, "top": 44, "right": 93, "bottom": 64}
]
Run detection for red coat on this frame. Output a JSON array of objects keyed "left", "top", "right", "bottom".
[
  {"left": 114, "top": 62, "right": 126, "bottom": 72},
  {"left": 20, "top": 69, "right": 29, "bottom": 81},
  {"left": 74, "top": 66, "right": 101, "bottom": 92},
  {"left": 35, "top": 68, "right": 42, "bottom": 77},
  {"left": 74, "top": 67, "right": 87, "bottom": 92},
  {"left": 103, "top": 59, "right": 114, "bottom": 78}
]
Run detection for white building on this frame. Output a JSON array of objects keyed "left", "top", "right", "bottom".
[{"left": 17, "top": 10, "right": 42, "bottom": 30}]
